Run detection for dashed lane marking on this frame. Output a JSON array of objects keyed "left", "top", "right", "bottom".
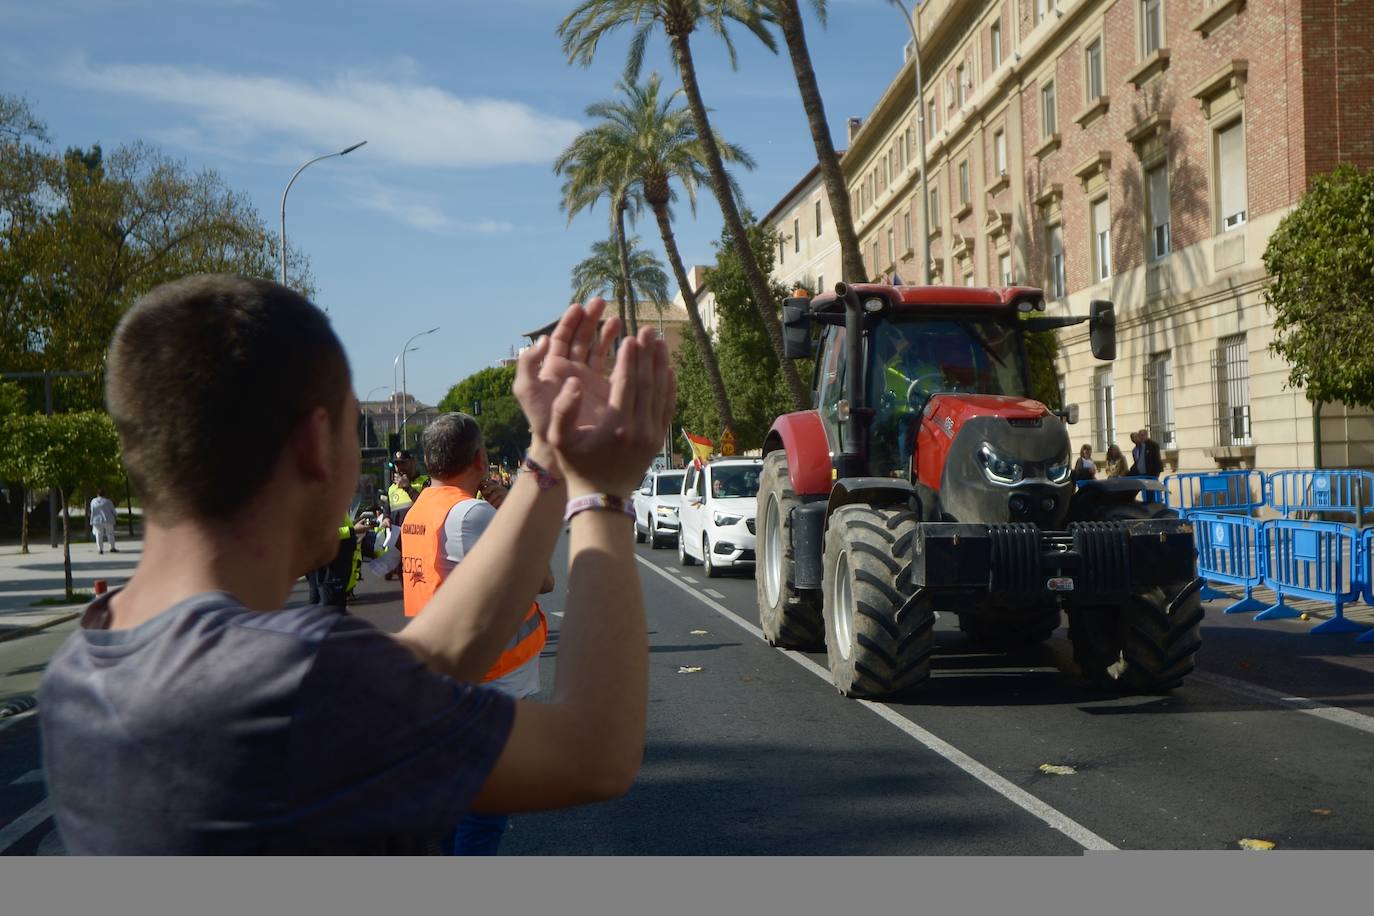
[
  {"left": 0, "top": 798, "right": 52, "bottom": 854},
  {"left": 703, "top": 589, "right": 726, "bottom": 599},
  {"left": 680, "top": 576, "right": 699, "bottom": 584},
  {"left": 635, "top": 555, "right": 1117, "bottom": 852}
]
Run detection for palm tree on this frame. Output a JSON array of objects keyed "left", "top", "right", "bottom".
[
  {"left": 560, "top": 0, "right": 810, "bottom": 410},
  {"left": 763, "top": 0, "right": 866, "bottom": 286},
  {"left": 570, "top": 236, "right": 671, "bottom": 326},
  {"left": 554, "top": 134, "right": 645, "bottom": 336},
  {"left": 582, "top": 74, "right": 744, "bottom": 433}
]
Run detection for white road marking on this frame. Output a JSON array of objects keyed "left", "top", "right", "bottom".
[
  {"left": 636, "top": 556, "right": 1117, "bottom": 852},
  {"left": 1192, "top": 670, "right": 1374, "bottom": 737},
  {"left": 9, "top": 769, "right": 42, "bottom": 786},
  {"left": 680, "top": 576, "right": 699, "bottom": 584},
  {"left": 703, "top": 589, "right": 726, "bottom": 599},
  {"left": 0, "top": 798, "right": 52, "bottom": 854}
]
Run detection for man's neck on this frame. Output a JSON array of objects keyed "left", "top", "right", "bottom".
[
  {"left": 107, "top": 516, "right": 304, "bottom": 629},
  {"left": 433, "top": 470, "right": 482, "bottom": 495}
]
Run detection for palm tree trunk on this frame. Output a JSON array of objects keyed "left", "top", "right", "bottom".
[
  {"left": 668, "top": 28, "right": 810, "bottom": 411},
  {"left": 776, "top": 0, "right": 867, "bottom": 287},
  {"left": 615, "top": 201, "right": 639, "bottom": 337},
  {"left": 652, "top": 201, "right": 736, "bottom": 431}
]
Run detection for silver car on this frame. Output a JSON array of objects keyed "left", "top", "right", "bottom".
[{"left": 634, "top": 468, "right": 686, "bottom": 549}]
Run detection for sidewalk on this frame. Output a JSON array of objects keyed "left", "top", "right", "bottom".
[{"left": 0, "top": 538, "right": 142, "bottom": 643}]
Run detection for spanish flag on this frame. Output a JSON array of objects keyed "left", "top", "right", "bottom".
[{"left": 682, "top": 429, "right": 714, "bottom": 469}]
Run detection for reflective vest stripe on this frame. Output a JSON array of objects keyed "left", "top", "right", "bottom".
[{"left": 399, "top": 484, "right": 546, "bottom": 681}]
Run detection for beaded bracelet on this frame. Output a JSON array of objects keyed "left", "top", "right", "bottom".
[
  {"left": 564, "top": 493, "right": 636, "bottom": 523},
  {"left": 522, "top": 455, "right": 561, "bottom": 490}
]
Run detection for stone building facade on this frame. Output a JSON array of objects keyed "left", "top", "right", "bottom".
[{"left": 826, "top": 0, "right": 1373, "bottom": 472}]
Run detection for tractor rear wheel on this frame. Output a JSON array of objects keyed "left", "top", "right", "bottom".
[
  {"left": 821, "top": 504, "right": 934, "bottom": 699},
  {"left": 1068, "top": 500, "right": 1203, "bottom": 691},
  {"left": 756, "top": 451, "right": 824, "bottom": 650},
  {"left": 958, "top": 605, "right": 1062, "bottom": 647}
]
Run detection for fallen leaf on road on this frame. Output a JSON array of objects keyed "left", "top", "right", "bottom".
[
  {"left": 1312, "top": 808, "right": 1332, "bottom": 816},
  {"left": 690, "top": 630, "right": 708, "bottom": 635},
  {"left": 678, "top": 666, "right": 702, "bottom": 674},
  {"left": 1238, "top": 838, "right": 1276, "bottom": 851},
  {"left": 1038, "top": 764, "right": 1077, "bottom": 776}
]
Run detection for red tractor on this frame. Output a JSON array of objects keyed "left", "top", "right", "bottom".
[{"left": 756, "top": 282, "right": 1201, "bottom": 699}]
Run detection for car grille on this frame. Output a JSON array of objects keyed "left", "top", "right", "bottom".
[{"left": 746, "top": 518, "right": 756, "bottom": 534}]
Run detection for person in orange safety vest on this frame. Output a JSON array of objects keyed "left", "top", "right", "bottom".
[{"left": 400, "top": 412, "right": 552, "bottom": 855}]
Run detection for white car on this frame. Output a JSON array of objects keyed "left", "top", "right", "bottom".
[
  {"left": 633, "top": 468, "right": 686, "bottom": 549},
  {"left": 677, "top": 457, "right": 763, "bottom": 578}
]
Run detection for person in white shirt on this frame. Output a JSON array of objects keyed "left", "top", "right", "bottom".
[{"left": 88, "top": 490, "right": 118, "bottom": 554}]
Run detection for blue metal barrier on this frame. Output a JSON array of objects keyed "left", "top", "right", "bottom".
[
  {"left": 1266, "top": 469, "right": 1374, "bottom": 520},
  {"left": 1358, "top": 529, "right": 1374, "bottom": 644},
  {"left": 1192, "top": 512, "right": 1270, "bottom": 614},
  {"left": 1260, "top": 518, "right": 1364, "bottom": 633},
  {"left": 1165, "top": 470, "right": 1266, "bottom": 517}
]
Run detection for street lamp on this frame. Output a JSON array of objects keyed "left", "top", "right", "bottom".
[
  {"left": 279, "top": 140, "right": 367, "bottom": 288},
  {"left": 398, "top": 327, "right": 440, "bottom": 447},
  {"left": 362, "top": 385, "right": 391, "bottom": 448},
  {"left": 392, "top": 348, "right": 419, "bottom": 436},
  {"left": 888, "top": 0, "right": 931, "bottom": 284}
]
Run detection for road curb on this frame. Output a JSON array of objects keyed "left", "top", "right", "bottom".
[{"left": 0, "top": 611, "right": 83, "bottom": 645}]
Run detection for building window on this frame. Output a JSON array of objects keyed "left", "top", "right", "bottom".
[
  {"left": 1041, "top": 81, "right": 1057, "bottom": 138},
  {"left": 991, "top": 21, "right": 1003, "bottom": 68},
  {"left": 1146, "top": 164, "right": 1170, "bottom": 260},
  {"left": 903, "top": 212, "right": 912, "bottom": 251},
  {"left": 817, "top": 275, "right": 823, "bottom": 295},
  {"left": 1091, "top": 367, "right": 1116, "bottom": 453},
  {"left": 1213, "top": 334, "right": 1252, "bottom": 446},
  {"left": 929, "top": 185, "right": 940, "bottom": 226},
  {"left": 956, "top": 63, "right": 967, "bottom": 107},
  {"left": 903, "top": 129, "right": 910, "bottom": 168},
  {"left": 793, "top": 218, "right": 800, "bottom": 253},
  {"left": 815, "top": 200, "right": 822, "bottom": 236},
  {"left": 964, "top": 270, "right": 974, "bottom": 287},
  {"left": 887, "top": 227, "right": 895, "bottom": 266},
  {"left": 779, "top": 238, "right": 785, "bottom": 265},
  {"left": 1085, "top": 38, "right": 1103, "bottom": 100},
  {"left": 999, "top": 252, "right": 1012, "bottom": 285},
  {"left": 958, "top": 160, "right": 970, "bottom": 207},
  {"left": 1145, "top": 351, "right": 1176, "bottom": 448},
  {"left": 928, "top": 99, "right": 938, "bottom": 135},
  {"left": 1047, "top": 223, "right": 1066, "bottom": 297},
  {"left": 1091, "top": 196, "right": 1111, "bottom": 281},
  {"left": 993, "top": 129, "right": 1007, "bottom": 176},
  {"left": 884, "top": 156, "right": 891, "bottom": 188},
  {"left": 1216, "top": 119, "right": 1247, "bottom": 231},
  {"left": 872, "top": 241, "right": 880, "bottom": 278},
  {"left": 1142, "top": 0, "right": 1163, "bottom": 57}
]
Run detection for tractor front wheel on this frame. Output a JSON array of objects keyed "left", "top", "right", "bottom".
[
  {"left": 756, "top": 451, "right": 824, "bottom": 650},
  {"left": 821, "top": 504, "right": 934, "bottom": 699}
]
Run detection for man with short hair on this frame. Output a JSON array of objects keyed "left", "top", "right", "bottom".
[
  {"left": 387, "top": 450, "right": 428, "bottom": 524},
  {"left": 38, "top": 275, "right": 675, "bottom": 854},
  {"left": 403, "top": 412, "right": 554, "bottom": 854},
  {"left": 88, "top": 489, "right": 118, "bottom": 554}
]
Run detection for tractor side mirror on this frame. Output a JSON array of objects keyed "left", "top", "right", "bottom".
[
  {"left": 1089, "top": 300, "right": 1116, "bottom": 361},
  {"left": 782, "top": 298, "right": 813, "bottom": 360},
  {"left": 1055, "top": 403, "right": 1081, "bottom": 425}
]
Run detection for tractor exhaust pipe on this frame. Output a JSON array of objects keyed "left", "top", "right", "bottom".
[{"left": 834, "top": 282, "right": 867, "bottom": 479}]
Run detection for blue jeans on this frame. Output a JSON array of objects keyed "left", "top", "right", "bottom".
[{"left": 442, "top": 812, "right": 509, "bottom": 855}]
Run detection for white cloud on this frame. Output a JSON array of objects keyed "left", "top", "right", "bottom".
[
  {"left": 58, "top": 54, "right": 582, "bottom": 169},
  {"left": 354, "top": 186, "right": 451, "bottom": 231}
]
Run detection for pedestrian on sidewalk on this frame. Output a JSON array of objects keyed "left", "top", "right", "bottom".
[
  {"left": 401, "top": 412, "right": 555, "bottom": 855},
  {"left": 38, "top": 275, "right": 673, "bottom": 854},
  {"left": 88, "top": 490, "right": 118, "bottom": 554}
]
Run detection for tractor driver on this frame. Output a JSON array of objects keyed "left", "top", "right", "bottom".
[{"left": 873, "top": 328, "right": 945, "bottom": 476}]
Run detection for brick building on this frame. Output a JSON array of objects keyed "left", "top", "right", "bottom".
[
  {"left": 767, "top": 162, "right": 847, "bottom": 298},
  {"left": 811, "top": 0, "right": 1373, "bottom": 472}
]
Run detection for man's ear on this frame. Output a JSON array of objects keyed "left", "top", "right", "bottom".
[{"left": 291, "top": 406, "right": 334, "bottom": 482}]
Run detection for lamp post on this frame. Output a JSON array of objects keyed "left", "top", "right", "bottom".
[
  {"left": 362, "top": 385, "right": 391, "bottom": 448},
  {"left": 392, "top": 348, "right": 419, "bottom": 438},
  {"left": 888, "top": 0, "right": 931, "bottom": 284},
  {"left": 279, "top": 141, "right": 367, "bottom": 288},
  {"left": 399, "top": 327, "right": 440, "bottom": 448}
]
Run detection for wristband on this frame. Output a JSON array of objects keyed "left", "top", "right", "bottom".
[
  {"left": 522, "top": 455, "right": 561, "bottom": 490},
  {"left": 564, "top": 493, "right": 636, "bottom": 523}
]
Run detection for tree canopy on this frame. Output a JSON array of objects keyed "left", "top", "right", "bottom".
[
  {"left": 1264, "top": 164, "right": 1374, "bottom": 408},
  {"left": 436, "top": 364, "right": 531, "bottom": 468}
]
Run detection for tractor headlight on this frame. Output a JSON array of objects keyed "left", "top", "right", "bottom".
[
  {"left": 713, "top": 512, "right": 742, "bottom": 527},
  {"left": 977, "top": 444, "right": 1025, "bottom": 486},
  {"left": 1046, "top": 459, "right": 1072, "bottom": 485}
]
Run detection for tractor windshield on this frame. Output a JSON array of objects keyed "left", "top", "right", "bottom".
[{"left": 867, "top": 317, "right": 1029, "bottom": 476}]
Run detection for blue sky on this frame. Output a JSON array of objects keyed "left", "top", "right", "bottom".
[{"left": 1, "top": 0, "right": 908, "bottom": 406}]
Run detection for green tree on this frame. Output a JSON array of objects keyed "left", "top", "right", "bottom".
[
  {"left": 759, "top": 0, "right": 866, "bottom": 285},
  {"left": 437, "top": 365, "right": 532, "bottom": 467},
  {"left": 1264, "top": 164, "right": 1374, "bottom": 408},
  {"left": 576, "top": 74, "right": 748, "bottom": 435},
  {"left": 559, "top": 0, "right": 810, "bottom": 409},
  {"left": 0, "top": 412, "right": 122, "bottom": 593},
  {"left": 569, "top": 236, "right": 671, "bottom": 315},
  {"left": 1024, "top": 326, "right": 1061, "bottom": 409}
]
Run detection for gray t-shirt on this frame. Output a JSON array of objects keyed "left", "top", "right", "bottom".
[{"left": 39, "top": 590, "right": 515, "bottom": 854}]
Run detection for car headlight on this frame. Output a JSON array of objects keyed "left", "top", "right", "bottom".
[
  {"left": 656, "top": 505, "right": 678, "bottom": 516},
  {"left": 977, "top": 444, "right": 1024, "bottom": 486},
  {"left": 1046, "top": 459, "right": 1072, "bottom": 485},
  {"left": 713, "top": 512, "right": 742, "bottom": 526}
]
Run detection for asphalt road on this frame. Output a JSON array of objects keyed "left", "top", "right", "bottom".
[{"left": 3, "top": 534, "right": 1374, "bottom": 854}]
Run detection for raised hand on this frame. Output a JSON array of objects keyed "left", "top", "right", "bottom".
[{"left": 513, "top": 298, "right": 620, "bottom": 454}]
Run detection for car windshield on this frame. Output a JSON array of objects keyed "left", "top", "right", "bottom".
[
  {"left": 656, "top": 472, "right": 684, "bottom": 495},
  {"left": 869, "top": 317, "right": 1028, "bottom": 401},
  {"left": 710, "top": 465, "right": 761, "bottom": 498}
]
